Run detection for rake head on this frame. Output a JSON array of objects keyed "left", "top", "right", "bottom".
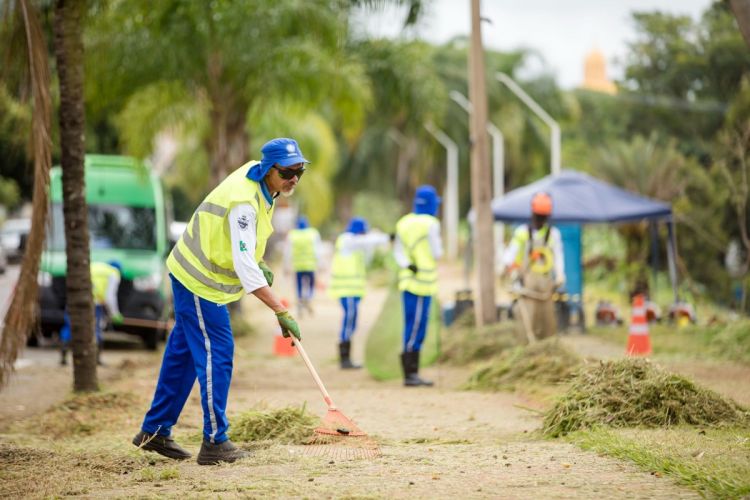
[{"left": 300, "top": 408, "right": 381, "bottom": 459}]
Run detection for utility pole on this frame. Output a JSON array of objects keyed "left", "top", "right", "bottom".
[{"left": 468, "top": 0, "right": 496, "bottom": 326}]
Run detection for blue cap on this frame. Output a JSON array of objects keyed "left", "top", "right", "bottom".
[
  {"left": 107, "top": 260, "right": 123, "bottom": 273},
  {"left": 413, "top": 185, "right": 441, "bottom": 216},
  {"left": 247, "top": 138, "right": 309, "bottom": 181},
  {"left": 297, "top": 215, "right": 309, "bottom": 229},
  {"left": 346, "top": 217, "right": 368, "bottom": 235}
]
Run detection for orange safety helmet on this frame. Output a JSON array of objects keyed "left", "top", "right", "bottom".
[{"left": 531, "top": 192, "right": 552, "bottom": 216}]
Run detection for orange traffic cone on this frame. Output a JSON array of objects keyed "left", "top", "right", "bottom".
[
  {"left": 273, "top": 298, "right": 296, "bottom": 357},
  {"left": 626, "top": 294, "right": 652, "bottom": 356}
]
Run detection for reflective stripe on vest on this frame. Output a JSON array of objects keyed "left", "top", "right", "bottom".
[
  {"left": 328, "top": 234, "right": 366, "bottom": 298},
  {"left": 90, "top": 262, "right": 119, "bottom": 304},
  {"left": 167, "top": 161, "right": 274, "bottom": 304},
  {"left": 289, "top": 228, "right": 318, "bottom": 272},
  {"left": 396, "top": 213, "right": 438, "bottom": 296}
]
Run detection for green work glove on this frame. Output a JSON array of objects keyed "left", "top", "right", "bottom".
[
  {"left": 111, "top": 313, "right": 124, "bottom": 326},
  {"left": 258, "top": 261, "right": 274, "bottom": 287},
  {"left": 276, "top": 311, "right": 301, "bottom": 341}
]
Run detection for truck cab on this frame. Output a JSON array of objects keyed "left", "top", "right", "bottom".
[{"left": 37, "top": 155, "right": 172, "bottom": 349}]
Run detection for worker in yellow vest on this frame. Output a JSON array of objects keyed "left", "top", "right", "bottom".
[
  {"left": 394, "top": 186, "right": 443, "bottom": 387},
  {"left": 286, "top": 215, "right": 320, "bottom": 317},
  {"left": 59, "top": 260, "right": 123, "bottom": 366},
  {"left": 329, "top": 217, "right": 389, "bottom": 369},
  {"left": 501, "top": 192, "right": 566, "bottom": 340},
  {"left": 133, "top": 138, "right": 307, "bottom": 466}
]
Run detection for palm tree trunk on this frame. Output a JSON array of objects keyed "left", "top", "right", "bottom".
[
  {"left": 54, "top": 0, "right": 97, "bottom": 391},
  {"left": 0, "top": 0, "right": 53, "bottom": 388},
  {"left": 208, "top": 93, "right": 249, "bottom": 187}
]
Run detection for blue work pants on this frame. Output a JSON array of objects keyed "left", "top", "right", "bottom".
[
  {"left": 141, "top": 274, "right": 234, "bottom": 444},
  {"left": 338, "top": 296, "right": 361, "bottom": 342},
  {"left": 296, "top": 271, "right": 315, "bottom": 301},
  {"left": 402, "top": 291, "right": 431, "bottom": 352}
]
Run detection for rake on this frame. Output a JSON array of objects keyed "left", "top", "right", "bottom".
[{"left": 290, "top": 337, "right": 380, "bottom": 459}]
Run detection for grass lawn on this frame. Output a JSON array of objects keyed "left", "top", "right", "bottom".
[{"left": 567, "top": 426, "right": 750, "bottom": 498}]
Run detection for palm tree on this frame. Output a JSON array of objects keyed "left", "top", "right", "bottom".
[
  {"left": 0, "top": 0, "right": 52, "bottom": 388},
  {"left": 54, "top": 0, "right": 96, "bottom": 391}
]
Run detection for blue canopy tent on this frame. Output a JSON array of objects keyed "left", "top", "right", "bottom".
[{"left": 491, "top": 170, "right": 679, "bottom": 325}]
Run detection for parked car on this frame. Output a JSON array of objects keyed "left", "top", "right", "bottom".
[{"left": 0, "top": 218, "right": 31, "bottom": 263}]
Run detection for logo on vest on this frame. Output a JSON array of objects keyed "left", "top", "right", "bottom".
[
  {"left": 237, "top": 214, "right": 249, "bottom": 230},
  {"left": 239, "top": 241, "right": 248, "bottom": 252}
]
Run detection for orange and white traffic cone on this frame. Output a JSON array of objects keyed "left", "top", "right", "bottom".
[
  {"left": 273, "top": 298, "right": 296, "bottom": 357},
  {"left": 626, "top": 294, "right": 652, "bottom": 356}
]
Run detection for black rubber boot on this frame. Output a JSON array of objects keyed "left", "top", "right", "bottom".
[
  {"left": 132, "top": 430, "right": 192, "bottom": 460},
  {"left": 60, "top": 346, "right": 68, "bottom": 366},
  {"left": 197, "top": 439, "right": 251, "bottom": 465},
  {"left": 401, "top": 351, "right": 433, "bottom": 387},
  {"left": 339, "top": 341, "right": 361, "bottom": 369}
]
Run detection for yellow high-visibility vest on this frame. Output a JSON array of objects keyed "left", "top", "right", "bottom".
[
  {"left": 90, "top": 262, "right": 119, "bottom": 304},
  {"left": 511, "top": 225, "right": 554, "bottom": 275},
  {"left": 289, "top": 227, "right": 319, "bottom": 272},
  {"left": 167, "top": 161, "right": 274, "bottom": 304},
  {"left": 396, "top": 213, "right": 439, "bottom": 296},
  {"left": 328, "top": 234, "right": 366, "bottom": 298}
]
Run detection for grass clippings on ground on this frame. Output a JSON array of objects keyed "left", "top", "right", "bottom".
[
  {"left": 569, "top": 426, "right": 750, "bottom": 498},
  {"left": 542, "top": 358, "right": 749, "bottom": 438},
  {"left": 20, "top": 390, "right": 140, "bottom": 439},
  {"left": 229, "top": 405, "right": 318, "bottom": 445},
  {"left": 463, "top": 338, "right": 581, "bottom": 392},
  {"left": 440, "top": 314, "right": 520, "bottom": 366}
]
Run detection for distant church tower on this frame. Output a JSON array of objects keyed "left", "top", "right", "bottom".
[{"left": 582, "top": 48, "right": 616, "bottom": 94}]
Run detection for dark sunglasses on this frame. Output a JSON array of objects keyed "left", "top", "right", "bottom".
[{"left": 273, "top": 165, "right": 305, "bottom": 180}]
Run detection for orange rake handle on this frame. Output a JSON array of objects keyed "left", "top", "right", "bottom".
[{"left": 290, "top": 337, "right": 337, "bottom": 410}]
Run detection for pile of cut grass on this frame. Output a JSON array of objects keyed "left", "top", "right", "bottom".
[
  {"left": 543, "top": 359, "right": 749, "bottom": 437},
  {"left": 24, "top": 390, "right": 139, "bottom": 439},
  {"left": 712, "top": 319, "right": 750, "bottom": 364},
  {"left": 463, "top": 338, "right": 581, "bottom": 391},
  {"left": 440, "top": 314, "right": 520, "bottom": 366},
  {"left": 229, "top": 405, "right": 318, "bottom": 444}
]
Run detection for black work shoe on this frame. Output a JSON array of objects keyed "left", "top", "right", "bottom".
[
  {"left": 132, "top": 431, "right": 191, "bottom": 460},
  {"left": 404, "top": 374, "right": 434, "bottom": 387},
  {"left": 340, "top": 358, "right": 362, "bottom": 370},
  {"left": 197, "top": 439, "right": 251, "bottom": 465}
]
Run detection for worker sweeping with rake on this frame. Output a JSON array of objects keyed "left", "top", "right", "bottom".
[{"left": 132, "top": 138, "right": 308, "bottom": 465}]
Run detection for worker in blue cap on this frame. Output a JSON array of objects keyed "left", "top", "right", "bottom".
[
  {"left": 329, "top": 217, "right": 389, "bottom": 369},
  {"left": 393, "top": 185, "right": 443, "bottom": 387},
  {"left": 133, "top": 138, "right": 307, "bottom": 465},
  {"left": 285, "top": 215, "right": 321, "bottom": 317}
]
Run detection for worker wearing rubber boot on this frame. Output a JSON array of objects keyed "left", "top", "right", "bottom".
[
  {"left": 286, "top": 215, "right": 320, "bottom": 317},
  {"left": 394, "top": 185, "right": 443, "bottom": 387},
  {"left": 329, "top": 217, "right": 389, "bottom": 369},
  {"left": 133, "top": 138, "right": 306, "bottom": 465},
  {"left": 502, "top": 192, "right": 565, "bottom": 341},
  {"left": 59, "top": 260, "right": 123, "bottom": 366}
]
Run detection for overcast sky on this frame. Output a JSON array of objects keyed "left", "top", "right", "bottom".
[{"left": 354, "top": 0, "right": 714, "bottom": 88}]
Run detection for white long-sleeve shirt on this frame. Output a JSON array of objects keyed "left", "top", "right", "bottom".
[
  {"left": 104, "top": 274, "right": 121, "bottom": 316},
  {"left": 229, "top": 203, "right": 269, "bottom": 294},
  {"left": 336, "top": 231, "right": 391, "bottom": 263},
  {"left": 393, "top": 219, "right": 443, "bottom": 268}
]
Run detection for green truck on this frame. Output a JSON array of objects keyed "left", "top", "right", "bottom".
[{"left": 37, "top": 155, "right": 172, "bottom": 349}]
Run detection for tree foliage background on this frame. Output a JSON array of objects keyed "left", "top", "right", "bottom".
[{"left": 1, "top": 0, "right": 749, "bottom": 305}]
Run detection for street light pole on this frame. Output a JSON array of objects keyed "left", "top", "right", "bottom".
[
  {"left": 424, "top": 121, "right": 459, "bottom": 259},
  {"left": 449, "top": 90, "right": 505, "bottom": 266},
  {"left": 495, "top": 72, "right": 561, "bottom": 175}
]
